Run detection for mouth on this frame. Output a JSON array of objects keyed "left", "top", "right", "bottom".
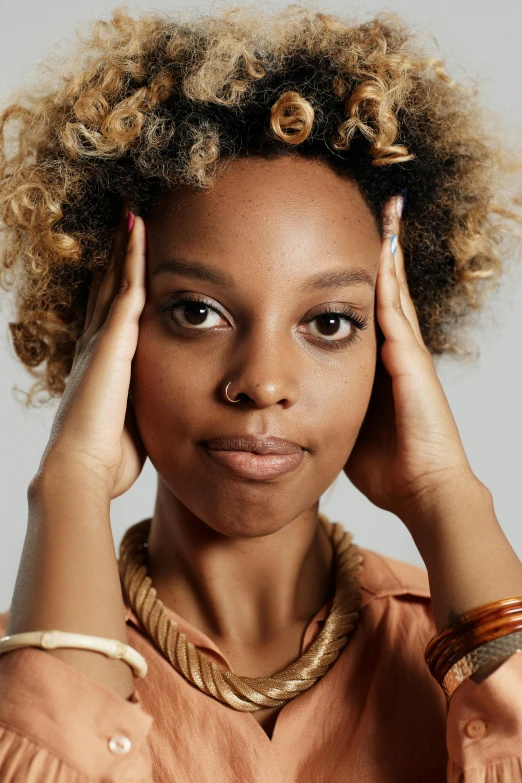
[{"left": 201, "top": 435, "right": 305, "bottom": 480}]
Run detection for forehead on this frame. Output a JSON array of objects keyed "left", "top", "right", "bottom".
[{"left": 145, "top": 155, "right": 381, "bottom": 283}]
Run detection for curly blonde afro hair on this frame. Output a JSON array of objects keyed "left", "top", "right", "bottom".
[{"left": 0, "top": 3, "right": 520, "bottom": 406}]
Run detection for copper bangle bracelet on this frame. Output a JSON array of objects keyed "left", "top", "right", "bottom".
[
  {"left": 434, "top": 616, "right": 522, "bottom": 683},
  {"left": 426, "top": 597, "right": 522, "bottom": 666},
  {"left": 425, "top": 596, "right": 522, "bottom": 694},
  {"left": 441, "top": 630, "right": 522, "bottom": 699},
  {"left": 429, "top": 610, "right": 522, "bottom": 673}
]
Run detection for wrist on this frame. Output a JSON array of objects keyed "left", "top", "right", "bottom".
[
  {"left": 402, "top": 472, "right": 499, "bottom": 586},
  {"left": 399, "top": 471, "right": 491, "bottom": 549},
  {"left": 28, "top": 457, "right": 112, "bottom": 510},
  {"left": 401, "top": 476, "right": 522, "bottom": 630}
]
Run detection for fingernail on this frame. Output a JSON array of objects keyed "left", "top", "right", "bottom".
[
  {"left": 391, "top": 234, "right": 398, "bottom": 257},
  {"left": 395, "top": 196, "right": 404, "bottom": 220},
  {"left": 127, "top": 211, "right": 135, "bottom": 234}
]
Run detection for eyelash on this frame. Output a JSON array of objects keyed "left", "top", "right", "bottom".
[{"left": 159, "top": 293, "right": 369, "bottom": 349}]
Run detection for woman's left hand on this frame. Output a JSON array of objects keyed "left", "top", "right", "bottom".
[
  {"left": 344, "top": 196, "right": 522, "bottom": 629},
  {"left": 343, "top": 196, "right": 479, "bottom": 529}
]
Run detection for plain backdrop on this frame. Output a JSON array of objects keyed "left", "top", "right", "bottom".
[{"left": 1, "top": 0, "right": 521, "bottom": 612}]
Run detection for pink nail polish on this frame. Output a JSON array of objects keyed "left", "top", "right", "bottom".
[{"left": 127, "top": 211, "right": 135, "bottom": 233}]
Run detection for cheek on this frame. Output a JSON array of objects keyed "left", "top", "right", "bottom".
[
  {"left": 317, "top": 345, "right": 377, "bottom": 466},
  {"left": 130, "top": 334, "right": 209, "bottom": 444}
]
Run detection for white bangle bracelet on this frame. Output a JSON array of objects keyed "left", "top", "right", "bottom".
[{"left": 0, "top": 630, "right": 148, "bottom": 679}]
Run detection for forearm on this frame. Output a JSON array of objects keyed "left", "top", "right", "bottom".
[
  {"left": 4, "top": 464, "right": 134, "bottom": 700},
  {"left": 405, "top": 474, "right": 522, "bottom": 632}
]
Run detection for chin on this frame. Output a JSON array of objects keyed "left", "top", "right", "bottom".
[
  {"left": 212, "top": 518, "right": 290, "bottom": 540},
  {"left": 197, "top": 501, "right": 301, "bottom": 539},
  {"left": 181, "top": 482, "right": 314, "bottom": 540}
]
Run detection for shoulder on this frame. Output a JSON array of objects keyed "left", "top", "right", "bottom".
[{"left": 358, "top": 547, "right": 431, "bottom": 608}]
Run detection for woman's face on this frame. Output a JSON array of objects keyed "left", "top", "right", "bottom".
[{"left": 132, "top": 154, "right": 381, "bottom": 538}]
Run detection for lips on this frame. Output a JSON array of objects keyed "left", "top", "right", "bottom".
[
  {"left": 203, "top": 435, "right": 303, "bottom": 455},
  {"left": 201, "top": 435, "right": 305, "bottom": 479}
]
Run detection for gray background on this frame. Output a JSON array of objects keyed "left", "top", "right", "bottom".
[{"left": 1, "top": 0, "right": 521, "bottom": 613}]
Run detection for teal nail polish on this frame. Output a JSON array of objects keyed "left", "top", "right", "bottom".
[{"left": 391, "top": 234, "right": 398, "bottom": 257}]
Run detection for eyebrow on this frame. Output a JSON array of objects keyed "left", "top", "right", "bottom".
[{"left": 152, "top": 257, "right": 375, "bottom": 291}]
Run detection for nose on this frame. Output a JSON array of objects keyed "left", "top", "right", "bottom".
[{"left": 222, "top": 329, "right": 299, "bottom": 408}]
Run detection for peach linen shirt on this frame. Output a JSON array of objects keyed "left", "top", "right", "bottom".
[{"left": 1, "top": 539, "right": 522, "bottom": 782}]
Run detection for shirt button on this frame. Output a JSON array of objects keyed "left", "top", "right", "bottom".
[
  {"left": 108, "top": 735, "right": 132, "bottom": 755},
  {"left": 465, "top": 718, "right": 487, "bottom": 738}
]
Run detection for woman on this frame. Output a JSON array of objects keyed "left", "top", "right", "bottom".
[{"left": 0, "top": 4, "right": 521, "bottom": 781}]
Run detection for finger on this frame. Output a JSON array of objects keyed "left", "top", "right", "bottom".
[
  {"left": 88, "top": 210, "right": 132, "bottom": 334},
  {"left": 383, "top": 197, "right": 429, "bottom": 352},
  {"left": 104, "top": 214, "right": 147, "bottom": 339},
  {"left": 376, "top": 215, "right": 422, "bottom": 352},
  {"left": 393, "top": 239, "right": 426, "bottom": 349},
  {"left": 393, "top": 236, "right": 427, "bottom": 350}
]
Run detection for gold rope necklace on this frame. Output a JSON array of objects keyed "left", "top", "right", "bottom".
[{"left": 118, "top": 512, "right": 364, "bottom": 712}]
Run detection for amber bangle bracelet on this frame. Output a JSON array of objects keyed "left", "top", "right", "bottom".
[
  {"left": 428, "top": 614, "right": 522, "bottom": 683},
  {"left": 434, "top": 617, "right": 522, "bottom": 683},
  {"left": 427, "top": 606, "right": 522, "bottom": 663},
  {"left": 430, "top": 612, "right": 522, "bottom": 676},
  {"left": 425, "top": 596, "right": 522, "bottom": 666},
  {"left": 429, "top": 614, "right": 522, "bottom": 684},
  {"left": 426, "top": 599, "right": 522, "bottom": 667},
  {"left": 450, "top": 596, "right": 522, "bottom": 625},
  {"left": 425, "top": 596, "right": 522, "bottom": 690}
]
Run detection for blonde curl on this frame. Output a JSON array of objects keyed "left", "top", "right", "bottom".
[{"left": 270, "top": 91, "right": 315, "bottom": 145}]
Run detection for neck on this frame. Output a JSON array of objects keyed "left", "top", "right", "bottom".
[{"left": 145, "top": 487, "right": 335, "bottom": 648}]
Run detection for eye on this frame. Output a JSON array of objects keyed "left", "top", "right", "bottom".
[
  {"left": 302, "top": 307, "right": 369, "bottom": 348},
  {"left": 308, "top": 312, "right": 355, "bottom": 341},
  {"left": 160, "top": 294, "right": 228, "bottom": 330}
]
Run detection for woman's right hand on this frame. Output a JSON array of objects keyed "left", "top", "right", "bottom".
[{"left": 33, "top": 209, "right": 148, "bottom": 500}]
